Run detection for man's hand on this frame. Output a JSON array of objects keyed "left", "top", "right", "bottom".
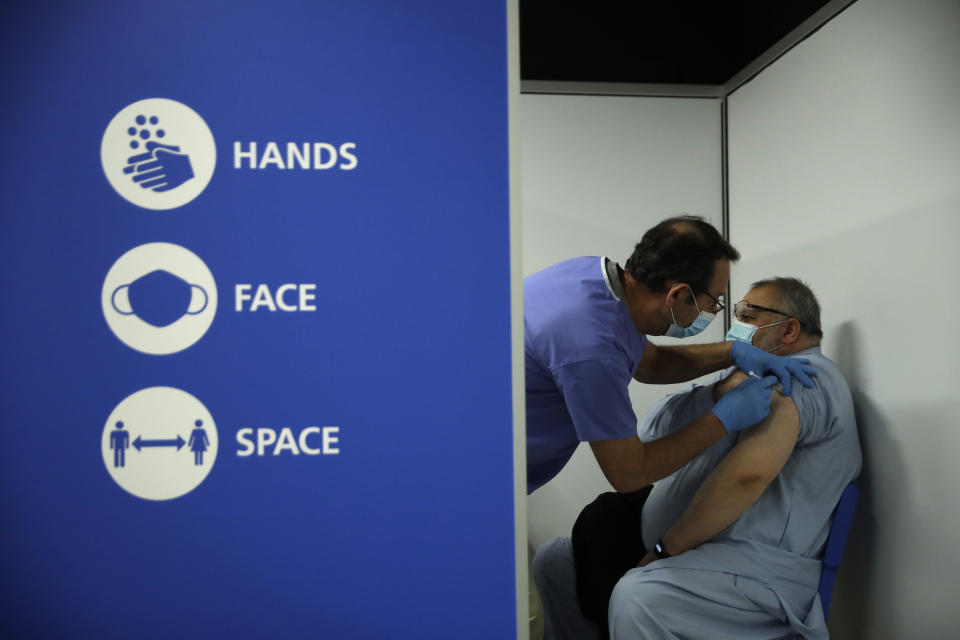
[
  {"left": 729, "top": 341, "right": 816, "bottom": 396},
  {"left": 711, "top": 374, "right": 778, "bottom": 433}
]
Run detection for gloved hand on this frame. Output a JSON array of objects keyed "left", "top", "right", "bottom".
[
  {"left": 729, "top": 340, "right": 817, "bottom": 396},
  {"left": 711, "top": 374, "right": 779, "bottom": 433}
]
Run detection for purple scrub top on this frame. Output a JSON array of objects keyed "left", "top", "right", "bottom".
[{"left": 524, "top": 256, "right": 648, "bottom": 493}]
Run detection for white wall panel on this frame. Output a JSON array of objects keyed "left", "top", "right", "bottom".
[
  {"left": 520, "top": 94, "right": 723, "bottom": 548},
  {"left": 728, "top": 0, "right": 960, "bottom": 636}
]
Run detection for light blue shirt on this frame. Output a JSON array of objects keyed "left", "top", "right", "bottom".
[
  {"left": 524, "top": 257, "right": 648, "bottom": 493},
  {"left": 638, "top": 347, "right": 862, "bottom": 635}
]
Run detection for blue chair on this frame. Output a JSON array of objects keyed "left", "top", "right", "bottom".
[{"left": 817, "top": 483, "right": 860, "bottom": 620}]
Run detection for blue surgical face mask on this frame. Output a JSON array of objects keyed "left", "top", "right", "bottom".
[
  {"left": 725, "top": 318, "right": 787, "bottom": 349},
  {"left": 665, "top": 287, "right": 716, "bottom": 338}
]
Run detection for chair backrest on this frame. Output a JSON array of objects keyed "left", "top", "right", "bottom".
[{"left": 818, "top": 482, "right": 860, "bottom": 620}]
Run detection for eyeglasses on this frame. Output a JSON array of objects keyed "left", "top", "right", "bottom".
[
  {"left": 699, "top": 289, "right": 726, "bottom": 313},
  {"left": 733, "top": 300, "right": 789, "bottom": 321}
]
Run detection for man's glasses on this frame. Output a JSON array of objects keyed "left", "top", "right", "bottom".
[
  {"left": 699, "top": 290, "right": 726, "bottom": 313},
  {"left": 733, "top": 300, "right": 789, "bottom": 321}
]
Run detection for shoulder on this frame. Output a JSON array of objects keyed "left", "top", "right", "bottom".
[
  {"left": 525, "top": 257, "right": 609, "bottom": 322},
  {"left": 526, "top": 258, "right": 634, "bottom": 361},
  {"left": 524, "top": 256, "right": 601, "bottom": 289},
  {"left": 786, "top": 349, "right": 856, "bottom": 444}
]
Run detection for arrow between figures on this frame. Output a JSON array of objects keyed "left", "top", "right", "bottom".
[{"left": 133, "top": 435, "right": 186, "bottom": 452}]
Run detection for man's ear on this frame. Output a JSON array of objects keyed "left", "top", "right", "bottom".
[
  {"left": 665, "top": 282, "right": 691, "bottom": 306},
  {"left": 781, "top": 317, "right": 803, "bottom": 345}
]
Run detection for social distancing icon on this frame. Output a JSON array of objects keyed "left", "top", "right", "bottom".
[
  {"left": 102, "top": 387, "right": 217, "bottom": 501},
  {"left": 102, "top": 242, "right": 217, "bottom": 354}
]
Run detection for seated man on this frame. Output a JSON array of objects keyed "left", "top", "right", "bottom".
[{"left": 533, "top": 277, "right": 862, "bottom": 640}]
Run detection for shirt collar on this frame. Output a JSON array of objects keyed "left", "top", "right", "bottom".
[{"left": 602, "top": 257, "right": 625, "bottom": 302}]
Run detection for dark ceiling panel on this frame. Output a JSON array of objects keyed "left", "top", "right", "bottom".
[{"left": 520, "top": 1, "right": 835, "bottom": 85}]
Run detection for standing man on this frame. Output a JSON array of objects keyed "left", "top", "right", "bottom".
[
  {"left": 524, "top": 216, "right": 815, "bottom": 494},
  {"left": 110, "top": 421, "right": 129, "bottom": 468}
]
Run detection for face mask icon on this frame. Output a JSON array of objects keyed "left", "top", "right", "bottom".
[
  {"left": 111, "top": 269, "right": 209, "bottom": 328},
  {"left": 103, "top": 242, "right": 217, "bottom": 354}
]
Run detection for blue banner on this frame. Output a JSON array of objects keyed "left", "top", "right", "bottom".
[{"left": 0, "top": 2, "right": 516, "bottom": 638}]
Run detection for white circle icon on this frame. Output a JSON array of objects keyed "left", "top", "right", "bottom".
[
  {"left": 102, "top": 242, "right": 217, "bottom": 355},
  {"left": 102, "top": 387, "right": 218, "bottom": 501},
  {"left": 101, "top": 98, "right": 216, "bottom": 210}
]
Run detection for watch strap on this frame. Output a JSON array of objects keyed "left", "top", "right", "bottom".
[{"left": 654, "top": 539, "right": 672, "bottom": 559}]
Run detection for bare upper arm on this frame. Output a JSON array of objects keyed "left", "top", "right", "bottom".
[{"left": 723, "top": 392, "right": 800, "bottom": 485}]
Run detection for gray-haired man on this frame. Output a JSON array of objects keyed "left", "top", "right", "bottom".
[{"left": 534, "top": 277, "right": 862, "bottom": 640}]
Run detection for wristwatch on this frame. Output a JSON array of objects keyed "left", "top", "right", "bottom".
[{"left": 654, "top": 539, "right": 672, "bottom": 559}]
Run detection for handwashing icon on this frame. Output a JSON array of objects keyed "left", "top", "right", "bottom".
[
  {"left": 121, "top": 114, "right": 195, "bottom": 193},
  {"left": 100, "top": 99, "right": 215, "bottom": 210}
]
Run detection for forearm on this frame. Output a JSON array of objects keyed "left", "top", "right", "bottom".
[
  {"left": 635, "top": 342, "right": 733, "bottom": 384},
  {"left": 591, "top": 411, "right": 727, "bottom": 491},
  {"left": 659, "top": 462, "right": 767, "bottom": 554}
]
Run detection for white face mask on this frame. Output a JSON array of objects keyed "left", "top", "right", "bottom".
[{"left": 665, "top": 287, "right": 716, "bottom": 338}]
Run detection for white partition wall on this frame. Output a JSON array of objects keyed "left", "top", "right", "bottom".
[
  {"left": 521, "top": 94, "right": 723, "bottom": 548},
  {"left": 727, "top": 0, "right": 960, "bottom": 636}
]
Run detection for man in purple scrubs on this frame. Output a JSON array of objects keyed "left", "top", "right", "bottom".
[{"left": 524, "top": 216, "right": 815, "bottom": 494}]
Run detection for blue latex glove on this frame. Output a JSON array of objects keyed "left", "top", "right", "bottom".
[
  {"left": 711, "top": 374, "right": 779, "bottom": 433},
  {"left": 729, "top": 341, "right": 817, "bottom": 396}
]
